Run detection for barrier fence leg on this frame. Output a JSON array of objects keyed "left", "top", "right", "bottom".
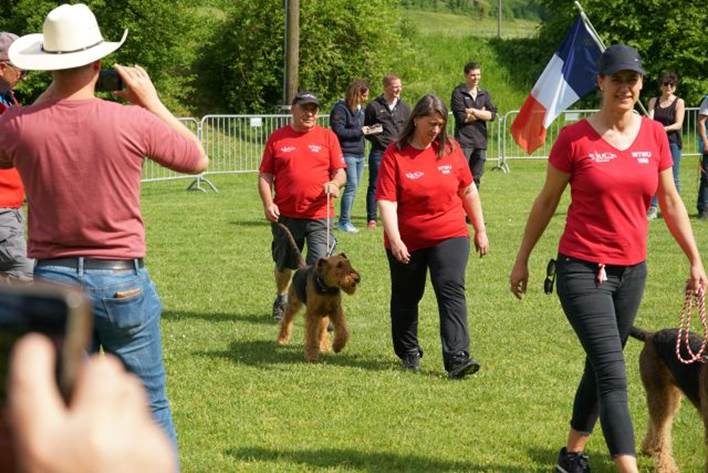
[{"left": 186, "top": 174, "right": 219, "bottom": 193}]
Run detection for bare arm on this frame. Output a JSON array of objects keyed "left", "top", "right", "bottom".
[
  {"left": 114, "top": 64, "right": 208, "bottom": 173},
  {"left": 656, "top": 168, "right": 708, "bottom": 292},
  {"left": 379, "top": 199, "right": 410, "bottom": 263},
  {"left": 459, "top": 183, "right": 488, "bottom": 257},
  {"left": 698, "top": 115, "right": 708, "bottom": 152},
  {"left": 647, "top": 97, "right": 656, "bottom": 119},
  {"left": 510, "top": 164, "right": 570, "bottom": 299},
  {"left": 325, "top": 168, "right": 346, "bottom": 197},
  {"left": 663, "top": 98, "right": 685, "bottom": 132},
  {"left": 258, "top": 172, "right": 279, "bottom": 222}
]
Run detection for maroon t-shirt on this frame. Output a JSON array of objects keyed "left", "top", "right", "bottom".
[
  {"left": 0, "top": 98, "right": 202, "bottom": 259},
  {"left": 549, "top": 117, "right": 672, "bottom": 265},
  {"left": 376, "top": 141, "right": 472, "bottom": 251}
]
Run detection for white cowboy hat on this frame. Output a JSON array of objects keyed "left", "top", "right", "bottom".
[{"left": 8, "top": 3, "right": 127, "bottom": 71}]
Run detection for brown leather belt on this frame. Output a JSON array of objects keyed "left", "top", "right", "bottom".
[{"left": 36, "top": 258, "right": 144, "bottom": 270}]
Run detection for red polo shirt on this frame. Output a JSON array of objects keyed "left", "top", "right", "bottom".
[{"left": 0, "top": 100, "right": 25, "bottom": 208}]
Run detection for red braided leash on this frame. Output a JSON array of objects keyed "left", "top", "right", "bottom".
[{"left": 675, "top": 287, "right": 708, "bottom": 364}]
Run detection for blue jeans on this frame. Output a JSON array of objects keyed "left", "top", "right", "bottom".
[
  {"left": 366, "top": 148, "right": 384, "bottom": 222},
  {"left": 33, "top": 263, "right": 177, "bottom": 449},
  {"left": 339, "top": 154, "right": 365, "bottom": 226},
  {"left": 698, "top": 153, "right": 708, "bottom": 215},
  {"left": 650, "top": 142, "right": 681, "bottom": 209}
]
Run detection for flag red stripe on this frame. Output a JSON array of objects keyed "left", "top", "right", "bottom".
[{"left": 510, "top": 95, "right": 548, "bottom": 155}]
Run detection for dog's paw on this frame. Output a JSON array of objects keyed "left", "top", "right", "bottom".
[
  {"left": 332, "top": 340, "right": 346, "bottom": 353},
  {"left": 276, "top": 336, "right": 290, "bottom": 346}
]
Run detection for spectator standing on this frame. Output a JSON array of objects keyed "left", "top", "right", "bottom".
[
  {"left": 0, "top": 3, "right": 208, "bottom": 450},
  {"left": 0, "top": 32, "right": 32, "bottom": 283},
  {"left": 258, "top": 92, "right": 346, "bottom": 321},
  {"left": 330, "top": 79, "right": 372, "bottom": 233},
  {"left": 364, "top": 74, "right": 410, "bottom": 230},
  {"left": 697, "top": 94, "right": 708, "bottom": 218},
  {"left": 377, "top": 94, "right": 488, "bottom": 378},
  {"left": 646, "top": 71, "right": 685, "bottom": 219},
  {"left": 509, "top": 45, "right": 706, "bottom": 473},
  {"left": 450, "top": 61, "right": 497, "bottom": 189}
]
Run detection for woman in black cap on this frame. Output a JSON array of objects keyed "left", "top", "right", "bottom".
[{"left": 510, "top": 44, "right": 707, "bottom": 473}]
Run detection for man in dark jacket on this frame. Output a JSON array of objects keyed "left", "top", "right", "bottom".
[
  {"left": 364, "top": 74, "right": 410, "bottom": 229},
  {"left": 450, "top": 62, "right": 496, "bottom": 189}
]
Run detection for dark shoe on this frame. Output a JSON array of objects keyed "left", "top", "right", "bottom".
[
  {"left": 555, "top": 447, "right": 590, "bottom": 473},
  {"left": 646, "top": 206, "right": 658, "bottom": 220},
  {"left": 271, "top": 294, "right": 287, "bottom": 322},
  {"left": 399, "top": 351, "right": 421, "bottom": 372},
  {"left": 447, "top": 357, "right": 480, "bottom": 379}
]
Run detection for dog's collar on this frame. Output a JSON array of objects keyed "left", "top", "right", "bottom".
[{"left": 314, "top": 272, "right": 340, "bottom": 295}]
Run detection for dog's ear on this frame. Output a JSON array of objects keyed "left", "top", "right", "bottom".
[
  {"left": 338, "top": 252, "right": 348, "bottom": 259},
  {"left": 316, "top": 258, "right": 328, "bottom": 272}
]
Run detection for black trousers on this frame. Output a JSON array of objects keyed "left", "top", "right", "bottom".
[
  {"left": 462, "top": 147, "right": 486, "bottom": 189},
  {"left": 556, "top": 254, "right": 647, "bottom": 457},
  {"left": 387, "top": 237, "right": 471, "bottom": 371}
]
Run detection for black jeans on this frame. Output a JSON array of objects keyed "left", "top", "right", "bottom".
[
  {"left": 556, "top": 254, "right": 647, "bottom": 457},
  {"left": 462, "top": 147, "right": 486, "bottom": 189},
  {"left": 386, "top": 237, "right": 471, "bottom": 371}
]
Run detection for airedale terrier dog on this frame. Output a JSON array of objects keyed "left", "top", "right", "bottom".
[
  {"left": 629, "top": 326, "right": 708, "bottom": 473},
  {"left": 275, "top": 223, "right": 360, "bottom": 361}
]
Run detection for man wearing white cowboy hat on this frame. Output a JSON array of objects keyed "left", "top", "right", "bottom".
[
  {"left": 0, "top": 31, "right": 33, "bottom": 283},
  {"left": 0, "top": 2, "right": 208, "bottom": 452}
]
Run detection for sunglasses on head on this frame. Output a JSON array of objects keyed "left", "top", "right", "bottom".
[{"left": 544, "top": 258, "right": 556, "bottom": 295}]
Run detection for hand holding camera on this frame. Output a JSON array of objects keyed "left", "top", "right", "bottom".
[
  {"left": 112, "top": 64, "right": 162, "bottom": 111},
  {"left": 363, "top": 123, "right": 383, "bottom": 135}
]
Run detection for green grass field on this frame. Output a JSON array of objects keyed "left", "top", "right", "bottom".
[
  {"left": 402, "top": 9, "right": 539, "bottom": 38},
  {"left": 142, "top": 158, "right": 706, "bottom": 472}
]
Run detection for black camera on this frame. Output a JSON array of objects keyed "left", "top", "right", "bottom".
[{"left": 96, "top": 68, "right": 123, "bottom": 92}]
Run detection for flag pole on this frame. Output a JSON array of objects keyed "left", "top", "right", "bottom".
[{"left": 573, "top": 1, "right": 649, "bottom": 116}]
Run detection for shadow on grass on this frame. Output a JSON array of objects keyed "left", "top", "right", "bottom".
[
  {"left": 226, "top": 446, "right": 547, "bottom": 472},
  {"left": 197, "top": 338, "right": 392, "bottom": 372},
  {"left": 162, "top": 310, "right": 273, "bottom": 326},
  {"left": 227, "top": 219, "right": 268, "bottom": 227}
]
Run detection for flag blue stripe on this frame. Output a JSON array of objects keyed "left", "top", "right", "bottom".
[{"left": 555, "top": 17, "right": 603, "bottom": 99}]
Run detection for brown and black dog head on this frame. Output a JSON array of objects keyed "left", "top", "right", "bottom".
[{"left": 316, "top": 253, "right": 361, "bottom": 295}]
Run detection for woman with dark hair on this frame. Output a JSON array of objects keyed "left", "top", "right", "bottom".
[
  {"left": 510, "top": 45, "right": 706, "bottom": 473},
  {"left": 646, "top": 71, "right": 685, "bottom": 219},
  {"left": 376, "top": 94, "right": 488, "bottom": 378},
  {"left": 330, "top": 79, "right": 371, "bottom": 233}
]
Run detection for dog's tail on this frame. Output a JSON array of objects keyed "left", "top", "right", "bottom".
[
  {"left": 276, "top": 222, "right": 306, "bottom": 269},
  {"left": 629, "top": 326, "right": 652, "bottom": 342}
]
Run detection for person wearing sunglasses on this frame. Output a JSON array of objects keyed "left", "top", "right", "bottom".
[
  {"left": 0, "top": 32, "right": 33, "bottom": 284},
  {"left": 646, "top": 72, "right": 685, "bottom": 220},
  {"left": 510, "top": 45, "right": 707, "bottom": 473}
]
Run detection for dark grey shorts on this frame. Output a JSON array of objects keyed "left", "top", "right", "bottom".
[
  {"left": 0, "top": 208, "right": 33, "bottom": 281},
  {"left": 271, "top": 216, "right": 336, "bottom": 271}
]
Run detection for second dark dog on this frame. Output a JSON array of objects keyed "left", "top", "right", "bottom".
[
  {"left": 629, "top": 326, "right": 707, "bottom": 473},
  {"left": 275, "top": 223, "right": 360, "bottom": 361}
]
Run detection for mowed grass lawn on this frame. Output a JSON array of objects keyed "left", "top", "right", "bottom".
[{"left": 142, "top": 158, "right": 707, "bottom": 472}]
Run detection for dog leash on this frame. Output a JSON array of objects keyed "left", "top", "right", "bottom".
[
  {"left": 675, "top": 287, "right": 708, "bottom": 364},
  {"left": 326, "top": 190, "right": 334, "bottom": 256}
]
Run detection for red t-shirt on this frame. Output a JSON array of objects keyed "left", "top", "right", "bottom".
[
  {"left": 549, "top": 117, "right": 672, "bottom": 265},
  {"left": 0, "top": 101, "right": 25, "bottom": 208},
  {"left": 259, "top": 125, "right": 345, "bottom": 219},
  {"left": 376, "top": 141, "right": 472, "bottom": 251},
  {"left": 0, "top": 98, "right": 203, "bottom": 259}
]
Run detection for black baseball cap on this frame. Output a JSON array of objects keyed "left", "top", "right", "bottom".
[
  {"left": 291, "top": 92, "right": 321, "bottom": 108},
  {"left": 598, "top": 44, "right": 645, "bottom": 76}
]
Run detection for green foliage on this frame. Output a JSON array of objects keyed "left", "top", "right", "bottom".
[
  {"left": 399, "top": 0, "right": 545, "bottom": 20},
  {"left": 0, "top": 0, "right": 201, "bottom": 115},
  {"left": 197, "top": 0, "right": 408, "bottom": 114},
  {"left": 537, "top": 0, "right": 708, "bottom": 105}
]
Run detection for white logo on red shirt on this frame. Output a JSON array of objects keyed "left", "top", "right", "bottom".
[
  {"left": 308, "top": 144, "right": 322, "bottom": 153},
  {"left": 588, "top": 152, "right": 617, "bottom": 163},
  {"left": 437, "top": 164, "right": 452, "bottom": 175},
  {"left": 631, "top": 151, "right": 651, "bottom": 164},
  {"left": 405, "top": 171, "right": 424, "bottom": 180},
  {"left": 280, "top": 146, "right": 295, "bottom": 153}
]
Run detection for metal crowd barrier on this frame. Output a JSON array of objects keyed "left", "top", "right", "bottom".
[{"left": 142, "top": 108, "right": 702, "bottom": 186}]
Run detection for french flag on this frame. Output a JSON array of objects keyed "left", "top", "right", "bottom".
[{"left": 511, "top": 16, "right": 603, "bottom": 154}]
